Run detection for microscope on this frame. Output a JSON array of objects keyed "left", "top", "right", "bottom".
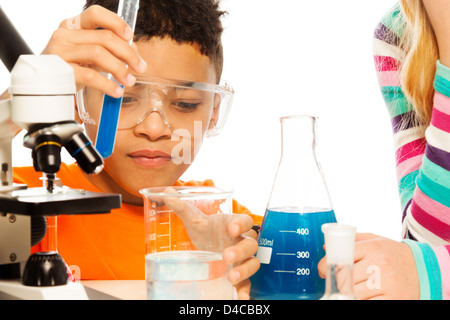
[{"left": 0, "top": 8, "right": 121, "bottom": 300}]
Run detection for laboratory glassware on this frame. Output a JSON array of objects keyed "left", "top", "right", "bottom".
[
  {"left": 250, "top": 115, "right": 337, "bottom": 300},
  {"left": 95, "top": 0, "right": 139, "bottom": 158},
  {"left": 140, "top": 186, "right": 234, "bottom": 300},
  {"left": 320, "top": 223, "right": 357, "bottom": 300}
]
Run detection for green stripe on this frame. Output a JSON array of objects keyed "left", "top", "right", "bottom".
[
  {"left": 421, "top": 156, "right": 450, "bottom": 189},
  {"left": 436, "top": 60, "right": 450, "bottom": 80},
  {"left": 418, "top": 242, "right": 442, "bottom": 300},
  {"left": 403, "top": 239, "right": 430, "bottom": 299},
  {"left": 434, "top": 61, "right": 450, "bottom": 97},
  {"left": 380, "top": 3, "right": 405, "bottom": 39},
  {"left": 398, "top": 170, "right": 419, "bottom": 209},
  {"left": 434, "top": 74, "right": 450, "bottom": 97},
  {"left": 381, "top": 87, "right": 413, "bottom": 118},
  {"left": 416, "top": 170, "right": 450, "bottom": 207}
]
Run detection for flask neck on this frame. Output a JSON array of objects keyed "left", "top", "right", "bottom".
[
  {"left": 321, "top": 263, "right": 356, "bottom": 300},
  {"left": 268, "top": 115, "right": 332, "bottom": 211},
  {"left": 280, "top": 115, "right": 317, "bottom": 161}
]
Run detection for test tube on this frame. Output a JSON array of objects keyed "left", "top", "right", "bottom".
[{"left": 95, "top": 0, "right": 140, "bottom": 158}]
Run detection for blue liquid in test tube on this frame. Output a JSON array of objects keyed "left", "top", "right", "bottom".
[
  {"left": 94, "top": 0, "right": 139, "bottom": 158},
  {"left": 95, "top": 87, "right": 124, "bottom": 158}
]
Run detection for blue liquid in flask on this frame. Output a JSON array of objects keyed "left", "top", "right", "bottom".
[{"left": 250, "top": 208, "right": 336, "bottom": 300}]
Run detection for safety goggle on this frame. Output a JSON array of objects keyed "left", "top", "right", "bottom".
[{"left": 77, "top": 75, "right": 234, "bottom": 138}]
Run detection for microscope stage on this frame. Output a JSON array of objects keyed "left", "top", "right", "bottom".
[{"left": 0, "top": 187, "right": 121, "bottom": 216}]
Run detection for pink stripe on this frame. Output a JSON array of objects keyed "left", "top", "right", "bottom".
[
  {"left": 431, "top": 108, "right": 450, "bottom": 133},
  {"left": 396, "top": 154, "right": 422, "bottom": 183},
  {"left": 396, "top": 138, "right": 426, "bottom": 165},
  {"left": 377, "top": 70, "right": 401, "bottom": 87},
  {"left": 413, "top": 188, "right": 450, "bottom": 226},
  {"left": 374, "top": 55, "right": 400, "bottom": 72},
  {"left": 411, "top": 199, "right": 450, "bottom": 241},
  {"left": 434, "top": 92, "right": 450, "bottom": 115},
  {"left": 432, "top": 246, "right": 450, "bottom": 300}
]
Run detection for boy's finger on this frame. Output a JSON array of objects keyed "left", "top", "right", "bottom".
[
  {"left": 163, "top": 196, "right": 206, "bottom": 225},
  {"left": 234, "top": 279, "right": 251, "bottom": 300},
  {"left": 223, "top": 236, "right": 258, "bottom": 266},
  {"left": 62, "top": 5, "right": 133, "bottom": 41},
  {"left": 227, "top": 255, "right": 260, "bottom": 285},
  {"left": 227, "top": 214, "right": 254, "bottom": 238},
  {"left": 73, "top": 64, "right": 123, "bottom": 98},
  {"left": 61, "top": 43, "right": 135, "bottom": 88},
  {"left": 55, "top": 28, "right": 145, "bottom": 74}
]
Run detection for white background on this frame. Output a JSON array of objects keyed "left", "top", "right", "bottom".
[{"left": 0, "top": 0, "right": 402, "bottom": 239}]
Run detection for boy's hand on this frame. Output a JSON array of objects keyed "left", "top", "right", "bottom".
[
  {"left": 222, "top": 217, "right": 260, "bottom": 300},
  {"left": 318, "top": 233, "right": 420, "bottom": 299},
  {"left": 42, "top": 5, "right": 147, "bottom": 98},
  {"left": 164, "top": 196, "right": 260, "bottom": 300}
]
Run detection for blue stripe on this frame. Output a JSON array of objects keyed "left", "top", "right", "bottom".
[{"left": 72, "top": 141, "right": 92, "bottom": 156}]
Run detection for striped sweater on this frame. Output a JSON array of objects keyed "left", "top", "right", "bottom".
[{"left": 373, "top": 3, "right": 450, "bottom": 300}]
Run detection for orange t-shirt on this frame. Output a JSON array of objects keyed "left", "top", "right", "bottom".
[{"left": 13, "top": 163, "right": 262, "bottom": 280}]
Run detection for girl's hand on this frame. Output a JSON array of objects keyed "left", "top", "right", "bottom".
[
  {"left": 318, "top": 233, "right": 420, "bottom": 299},
  {"left": 42, "top": 5, "right": 147, "bottom": 98}
]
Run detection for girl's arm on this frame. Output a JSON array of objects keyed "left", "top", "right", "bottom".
[{"left": 374, "top": 4, "right": 450, "bottom": 300}]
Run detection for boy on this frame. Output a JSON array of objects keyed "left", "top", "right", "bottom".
[{"left": 12, "top": 0, "right": 261, "bottom": 299}]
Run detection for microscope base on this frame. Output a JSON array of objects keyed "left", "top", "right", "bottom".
[{"left": 0, "top": 279, "right": 88, "bottom": 300}]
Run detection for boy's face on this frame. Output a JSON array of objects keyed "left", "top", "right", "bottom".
[{"left": 83, "top": 37, "right": 217, "bottom": 205}]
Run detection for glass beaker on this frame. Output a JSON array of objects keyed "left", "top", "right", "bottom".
[
  {"left": 140, "top": 186, "right": 234, "bottom": 300},
  {"left": 250, "top": 115, "right": 337, "bottom": 300}
]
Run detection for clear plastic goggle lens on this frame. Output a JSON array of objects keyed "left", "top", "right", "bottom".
[{"left": 77, "top": 76, "right": 234, "bottom": 137}]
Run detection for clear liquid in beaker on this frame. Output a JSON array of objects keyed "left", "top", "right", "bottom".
[
  {"left": 145, "top": 250, "right": 233, "bottom": 300},
  {"left": 250, "top": 207, "right": 336, "bottom": 300}
]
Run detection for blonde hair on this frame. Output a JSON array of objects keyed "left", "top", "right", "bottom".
[{"left": 399, "top": 0, "right": 438, "bottom": 126}]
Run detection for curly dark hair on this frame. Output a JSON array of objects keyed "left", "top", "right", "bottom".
[{"left": 84, "top": 0, "right": 226, "bottom": 81}]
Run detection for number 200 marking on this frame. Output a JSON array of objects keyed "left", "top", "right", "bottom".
[{"left": 296, "top": 268, "right": 310, "bottom": 276}]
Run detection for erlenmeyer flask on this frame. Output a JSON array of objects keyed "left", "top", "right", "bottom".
[{"left": 250, "top": 115, "right": 336, "bottom": 300}]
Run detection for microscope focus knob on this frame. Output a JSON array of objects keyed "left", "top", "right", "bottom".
[{"left": 22, "top": 251, "right": 68, "bottom": 286}]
